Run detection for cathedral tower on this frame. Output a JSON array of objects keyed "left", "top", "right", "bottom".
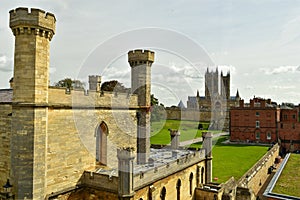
[
  {"left": 221, "top": 71, "right": 230, "bottom": 99},
  {"left": 9, "top": 7, "right": 55, "bottom": 199},
  {"left": 128, "top": 49, "right": 154, "bottom": 164},
  {"left": 205, "top": 68, "right": 219, "bottom": 99}
]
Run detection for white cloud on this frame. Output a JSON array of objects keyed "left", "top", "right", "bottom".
[
  {"left": 214, "top": 65, "right": 236, "bottom": 75},
  {"left": 49, "top": 67, "right": 57, "bottom": 74},
  {"left": 0, "top": 54, "right": 12, "bottom": 72},
  {"left": 280, "top": 15, "right": 300, "bottom": 45},
  {"left": 167, "top": 63, "right": 203, "bottom": 79},
  {"left": 269, "top": 85, "right": 296, "bottom": 90},
  {"left": 260, "top": 66, "right": 300, "bottom": 75}
]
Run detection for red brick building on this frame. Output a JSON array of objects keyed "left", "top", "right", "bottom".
[
  {"left": 230, "top": 98, "right": 279, "bottom": 144},
  {"left": 230, "top": 98, "right": 300, "bottom": 151},
  {"left": 278, "top": 107, "right": 300, "bottom": 152}
]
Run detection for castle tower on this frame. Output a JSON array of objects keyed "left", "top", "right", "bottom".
[
  {"left": 128, "top": 49, "right": 154, "bottom": 164},
  {"left": 221, "top": 71, "right": 230, "bottom": 99},
  {"left": 9, "top": 7, "right": 55, "bottom": 199},
  {"left": 117, "top": 147, "right": 135, "bottom": 200}
]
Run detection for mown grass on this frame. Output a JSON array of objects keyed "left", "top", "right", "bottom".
[
  {"left": 189, "top": 136, "right": 269, "bottom": 183},
  {"left": 150, "top": 119, "right": 217, "bottom": 144},
  {"left": 150, "top": 119, "right": 269, "bottom": 183},
  {"left": 273, "top": 154, "right": 300, "bottom": 197}
]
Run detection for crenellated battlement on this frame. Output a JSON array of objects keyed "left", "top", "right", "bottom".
[
  {"left": 9, "top": 7, "right": 56, "bottom": 40},
  {"left": 128, "top": 49, "right": 154, "bottom": 65},
  {"left": 133, "top": 149, "right": 206, "bottom": 189},
  {"left": 48, "top": 87, "right": 139, "bottom": 108}
]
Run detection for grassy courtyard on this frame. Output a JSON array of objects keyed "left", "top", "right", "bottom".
[
  {"left": 150, "top": 120, "right": 270, "bottom": 183},
  {"left": 273, "top": 154, "right": 300, "bottom": 197},
  {"left": 150, "top": 119, "right": 212, "bottom": 144}
]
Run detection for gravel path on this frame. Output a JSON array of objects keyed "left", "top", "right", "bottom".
[{"left": 179, "top": 132, "right": 229, "bottom": 147}]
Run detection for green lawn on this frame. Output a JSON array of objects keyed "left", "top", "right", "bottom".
[
  {"left": 150, "top": 120, "right": 269, "bottom": 183},
  {"left": 273, "top": 154, "right": 300, "bottom": 197},
  {"left": 189, "top": 136, "right": 269, "bottom": 183},
  {"left": 150, "top": 119, "right": 214, "bottom": 144}
]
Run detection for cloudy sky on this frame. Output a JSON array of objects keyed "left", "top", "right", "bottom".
[{"left": 1, "top": 0, "right": 300, "bottom": 106}]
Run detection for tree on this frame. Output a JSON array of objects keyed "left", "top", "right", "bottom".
[
  {"left": 54, "top": 78, "right": 85, "bottom": 89},
  {"left": 150, "top": 94, "right": 166, "bottom": 122},
  {"left": 101, "top": 80, "right": 128, "bottom": 92}
]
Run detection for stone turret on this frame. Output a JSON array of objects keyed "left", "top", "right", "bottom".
[
  {"left": 89, "top": 75, "right": 101, "bottom": 92},
  {"left": 9, "top": 7, "right": 55, "bottom": 199},
  {"left": 10, "top": 7, "right": 55, "bottom": 103},
  {"left": 128, "top": 49, "right": 154, "bottom": 164},
  {"left": 117, "top": 147, "right": 135, "bottom": 200},
  {"left": 202, "top": 132, "right": 213, "bottom": 183},
  {"left": 170, "top": 129, "right": 180, "bottom": 149}
]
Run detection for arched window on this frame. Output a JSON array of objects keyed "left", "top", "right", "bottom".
[
  {"left": 201, "top": 167, "right": 205, "bottom": 184},
  {"left": 214, "top": 194, "right": 218, "bottom": 200},
  {"left": 176, "top": 179, "right": 181, "bottom": 200},
  {"left": 160, "top": 187, "right": 166, "bottom": 200},
  {"left": 189, "top": 172, "right": 194, "bottom": 196},
  {"left": 96, "top": 121, "right": 108, "bottom": 165},
  {"left": 196, "top": 167, "right": 200, "bottom": 186}
]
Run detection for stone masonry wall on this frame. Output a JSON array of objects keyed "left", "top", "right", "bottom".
[
  {"left": 238, "top": 144, "right": 279, "bottom": 196},
  {"left": 0, "top": 104, "right": 12, "bottom": 187},
  {"left": 49, "top": 188, "right": 118, "bottom": 200},
  {"left": 134, "top": 162, "right": 206, "bottom": 200},
  {"left": 166, "top": 108, "right": 211, "bottom": 122},
  {"left": 48, "top": 88, "right": 138, "bottom": 108},
  {"left": 46, "top": 107, "right": 137, "bottom": 195}
]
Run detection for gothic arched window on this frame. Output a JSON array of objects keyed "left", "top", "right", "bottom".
[{"left": 96, "top": 121, "right": 108, "bottom": 165}]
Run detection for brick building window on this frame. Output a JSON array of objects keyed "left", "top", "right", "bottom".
[
  {"left": 256, "top": 132, "right": 260, "bottom": 139},
  {"left": 281, "top": 123, "right": 283, "bottom": 129},
  {"left": 267, "top": 132, "right": 271, "bottom": 140},
  {"left": 293, "top": 114, "right": 296, "bottom": 119},
  {"left": 256, "top": 121, "right": 260, "bottom": 128},
  {"left": 284, "top": 114, "right": 287, "bottom": 120},
  {"left": 256, "top": 111, "right": 260, "bottom": 116}
]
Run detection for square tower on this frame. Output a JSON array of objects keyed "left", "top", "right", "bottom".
[
  {"left": 9, "top": 7, "right": 55, "bottom": 199},
  {"left": 128, "top": 49, "right": 154, "bottom": 164}
]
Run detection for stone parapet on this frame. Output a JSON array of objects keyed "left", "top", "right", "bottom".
[
  {"left": 128, "top": 49, "right": 154, "bottom": 64},
  {"left": 81, "top": 171, "right": 118, "bottom": 193},
  {"left": 238, "top": 144, "right": 279, "bottom": 195},
  {"left": 10, "top": 7, "right": 55, "bottom": 40},
  {"left": 48, "top": 88, "right": 138, "bottom": 109},
  {"left": 133, "top": 149, "right": 206, "bottom": 190}
]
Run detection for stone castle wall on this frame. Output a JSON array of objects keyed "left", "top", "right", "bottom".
[
  {"left": 0, "top": 104, "right": 12, "bottom": 187},
  {"left": 134, "top": 163, "right": 204, "bottom": 200},
  {"left": 166, "top": 108, "right": 211, "bottom": 122},
  {"left": 238, "top": 144, "right": 280, "bottom": 196},
  {"left": 134, "top": 149, "right": 206, "bottom": 190},
  {"left": 46, "top": 102, "right": 137, "bottom": 194},
  {"left": 48, "top": 87, "right": 138, "bottom": 108},
  {"left": 48, "top": 148, "right": 208, "bottom": 200}
]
